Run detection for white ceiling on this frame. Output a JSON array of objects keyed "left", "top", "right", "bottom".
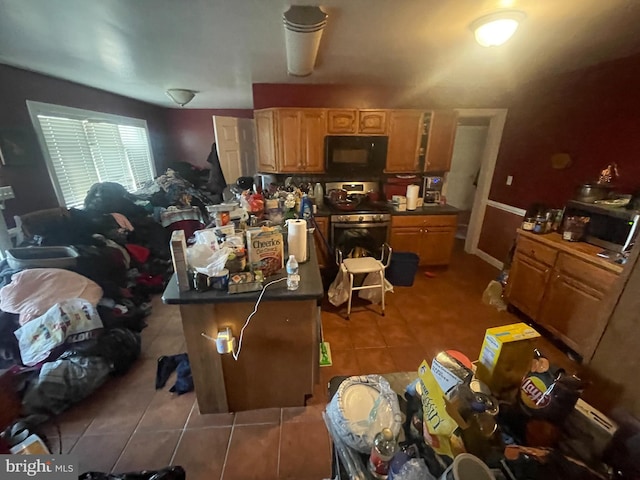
[{"left": 1, "top": 0, "right": 640, "bottom": 109}]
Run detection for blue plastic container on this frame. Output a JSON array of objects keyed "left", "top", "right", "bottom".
[{"left": 386, "top": 252, "right": 419, "bottom": 286}]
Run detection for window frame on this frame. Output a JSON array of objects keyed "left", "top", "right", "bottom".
[{"left": 26, "top": 100, "right": 156, "bottom": 208}]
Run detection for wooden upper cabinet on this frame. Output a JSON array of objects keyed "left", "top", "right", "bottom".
[
  {"left": 327, "top": 110, "right": 357, "bottom": 134},
  {"left": 300, "top": 109, "right": 326, "bottom": 172},
  {"left": 358, "top": 110, "right": 388, "bottom": 134},
  {"left": 425, "top": 110, "right": 459, "bottom": 172},
  {"left": 385, "top": 110, "right": 423, "bottom": 173},
  {"left": 255, "top": 110, "right": 278, "bottom": 173},
  {"left": 277, "top": 110, "right": 303, "bottom": 171}
]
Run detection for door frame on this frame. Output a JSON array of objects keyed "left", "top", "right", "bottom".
[{"left": 452, "top": 108, "right": 508, "bottom": 257}]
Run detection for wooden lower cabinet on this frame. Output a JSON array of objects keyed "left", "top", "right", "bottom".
[
  {"left": 505, "top": 253, "right": 550, "bottom": 320},
  {"left": 506, "top": 231, "right": 622, "bottom": 362},
  {"left": 389, "top": 215, "right": 457, "bottom": 266},
  {"left": 313, "top": 217, "right": 330, "bottom": 268}
]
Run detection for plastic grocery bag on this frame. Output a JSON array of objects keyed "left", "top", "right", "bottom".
[
  {"left": 482, "top": 280, "right": 507, "bottom": 311},
  {"left": 328, "top": 264, "right": 350, "bottom": 307},
  {"left": 187, "top": 245, "right": 231, "bottom": 276},
  {"left": 358, "top": 272, "right": 394, "bottom": 304}
]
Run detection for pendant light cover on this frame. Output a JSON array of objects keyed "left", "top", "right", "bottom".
[
  {"left": 470, "top": 10, "right": 526, "bottom": 47},
  {"left": 166, "top": 89, "right": 197, "bottom": 107},
  {"left": 283, "top": 6, "right": 328, "bottom": 76}
]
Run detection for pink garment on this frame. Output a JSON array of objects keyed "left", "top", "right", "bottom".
[
  {"left": 111, "top": 212, "right": 134, "bottom": 232},
  {"left": 0, "top": 268, "right": 103, "bottom": 325}
]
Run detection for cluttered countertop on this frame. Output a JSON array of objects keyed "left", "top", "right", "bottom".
[{"left": 162, "top": 231, "right": 323, "bottom": 304}]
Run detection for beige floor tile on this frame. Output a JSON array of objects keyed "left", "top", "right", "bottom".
[
  {"left": 222, "top": 424, "right": 279, "bottom": 480},
  {"left": 136, "top": 390, "right": 195, "bottom": 432},
  {"left": 113, "top": 430, "right": 181, "bottom": 473},
  {"left": 172, "top": 427, "right": 231, "bottom": 480}
]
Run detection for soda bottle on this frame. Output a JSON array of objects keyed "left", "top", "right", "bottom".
[
  {"left": 368, "top": 428, "right": 397, "bottom": 479},
  {"left": 286, "top": 255, "right": 299, "bottom": 291}
]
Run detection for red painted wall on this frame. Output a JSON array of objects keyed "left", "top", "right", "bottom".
[
  {"left": 490, "top": 52, "right": 640, "bottom": 210},
  {"left": 164, "top": 109, "right": 253, "bottom": 169},
  {"left": 253, "top": 83, "right": 504, "bottom": 110},
  {"left": 0, "top": 64, "right": 170, "bottom": 224}
]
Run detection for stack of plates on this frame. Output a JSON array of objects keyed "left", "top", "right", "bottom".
[{"left": 282, "top": 5, "right": 327, "bottom": 32}]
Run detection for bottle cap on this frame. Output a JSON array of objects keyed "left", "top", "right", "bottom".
[{"left": 381, "top": 428, "right": 394, "bottom": 441}]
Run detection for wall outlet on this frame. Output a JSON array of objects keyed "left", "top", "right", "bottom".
[{"left": 506, "top": 175, "right": 513, "bottom": 186}]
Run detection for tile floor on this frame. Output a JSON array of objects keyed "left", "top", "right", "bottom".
[{"left": 40, "top": 241, "right": 579, "bottom": 479}]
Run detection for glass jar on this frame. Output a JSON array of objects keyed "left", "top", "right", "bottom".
[{"left": 522, "top": 217, "right": 535, "bottom": 231}]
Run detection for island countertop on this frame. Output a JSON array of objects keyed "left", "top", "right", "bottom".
[{"left": 162, "top": 232, "right": 324, "bottom": 305}]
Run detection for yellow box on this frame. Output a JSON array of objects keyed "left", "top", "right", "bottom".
[{"left": 475, "top": 323, "right": 540, "bottom": 398}]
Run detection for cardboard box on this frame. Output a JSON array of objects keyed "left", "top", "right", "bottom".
[
  {"left": 475, "top": 322, "right": 540, "bottom": 397},
  {"left": 246, "top": 227, "right": 284, "bottom": 277},
  {"left": 170, "top": 230, "right": 191, "bottom": 292}
]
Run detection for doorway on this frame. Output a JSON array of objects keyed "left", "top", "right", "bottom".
[
  {"left": 445, "top": 119, "right": 489, "bottom": 240},
  {"left": 449, "top": 109, "right": 508, "bottom": 258}
]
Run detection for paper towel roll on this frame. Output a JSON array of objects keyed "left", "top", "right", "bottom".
[
  {"left": 287, "top": 219, "right": 308, "bottom": 263},
  {"left": 406, "top": 184, "right": 420, "bottom": 211}
]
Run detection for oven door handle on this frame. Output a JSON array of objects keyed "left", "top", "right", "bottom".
[{"left": 331, "top": 222, "right": 390, "bottom": 228}]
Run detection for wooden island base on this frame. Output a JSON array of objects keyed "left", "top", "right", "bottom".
[
  {"left": 163, "top": 232, "right": 325, "bottom": 414},
  {"left": 180, "top": 299, "right": 319, "bottom": 413}
]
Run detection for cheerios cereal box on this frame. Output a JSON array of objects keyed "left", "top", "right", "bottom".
[{"left": 246, "top": 227, "right": 284, "bottom": 277}]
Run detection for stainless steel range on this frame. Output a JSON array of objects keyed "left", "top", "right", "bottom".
[{"left": 325, "top": 181, "right": 391, "bottom": 257}]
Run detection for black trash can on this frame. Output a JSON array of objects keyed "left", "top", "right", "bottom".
[{"left": 386, "top": 252, "right": 419, "bottom": 286}]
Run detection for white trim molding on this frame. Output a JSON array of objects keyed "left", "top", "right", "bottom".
[
  {"left": 475, "top": 249, "right": 504, "bottom": 270},
  {"left": 485, "top": 200, "right": 527, "bottom": 217}
]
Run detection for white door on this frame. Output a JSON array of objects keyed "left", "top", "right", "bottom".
[
  {"left": 237, "top": 118, "right": 257, "bottom": 177},
  {"left": 213, "top": 116, "right": 242, "bottom": 184}
]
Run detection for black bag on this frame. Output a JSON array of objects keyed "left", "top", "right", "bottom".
[{"left": 79, "top": 466, "right": 185, "bottom": 480}]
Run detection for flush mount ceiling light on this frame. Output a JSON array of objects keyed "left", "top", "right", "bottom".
[
  {"left": 470, "top": 10, "right": 526, "bottom": 47},
  {"left": 283, "top": 5, "right": 328, "bottom": 76},
  {"left": 166, "top": 89, "right": 197, "bottom": 107}
]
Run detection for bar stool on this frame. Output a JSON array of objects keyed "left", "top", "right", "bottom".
[{"left": 336, "top": 244, "right": 392, "bottom": 319}]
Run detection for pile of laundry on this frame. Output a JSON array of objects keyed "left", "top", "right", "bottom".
[{"left": 0, "top": 180, "right": 191, "bottom": 425}]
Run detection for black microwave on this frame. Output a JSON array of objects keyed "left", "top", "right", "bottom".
[
  {"left": 565, "top": 200, "right": 640, "bottom": 253},
  {"left": 325, "top": 135, "right": 388, "bottom": 174}
]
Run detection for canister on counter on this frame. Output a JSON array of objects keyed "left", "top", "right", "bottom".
[{"left": 522, "top": 217, "right": 536, "bottom": 231}]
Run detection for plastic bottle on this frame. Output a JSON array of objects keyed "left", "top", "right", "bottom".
[
  {"left": 314, "top": 182, "right": 324, "bottom": 207},
  {"left": 286, "top": 255, "right": 299, "bottom": 291},
  {"left": 368, "top": 428, "right": 397, "bottom": 479},
  {"left": 300, "top": 194, "right": 313, "bottom": 221}
]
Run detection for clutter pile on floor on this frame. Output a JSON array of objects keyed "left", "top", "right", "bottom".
[{"left": 0, "top": 166, "right": 222, "bottom": 433}]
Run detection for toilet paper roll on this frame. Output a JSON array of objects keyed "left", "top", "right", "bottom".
[
  {"left": 406, "top": 184, "right": 420, "bottom": 211},
  {"left": 287, "top": 219, "right": 308, "bottom": 263}
]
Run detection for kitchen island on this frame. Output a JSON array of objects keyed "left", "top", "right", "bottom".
[{"left": 162, "top": 233, "right": 324, "bottom": 413}]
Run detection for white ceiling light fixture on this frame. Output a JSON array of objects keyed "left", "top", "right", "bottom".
[
  {"left": 283, "top": 6, "right": 328, "bottom": 76},
  {"left": 470, "top": 10, "right": 526, "bottom": 47},
  {"left": 166, "top": 88, "right": 197, "bottom": 107}
]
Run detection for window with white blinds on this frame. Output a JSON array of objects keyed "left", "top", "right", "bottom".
[{"left": 27, "top": 101, "right": 155, "bottom": 208}]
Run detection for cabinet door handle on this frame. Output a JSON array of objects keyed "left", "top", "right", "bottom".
[{"left": 424, "top": 228, "right": 428, "bottom": 233}]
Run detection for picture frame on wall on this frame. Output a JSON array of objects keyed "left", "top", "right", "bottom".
[{"left": 0, "top": 128, "right": 36, "bottom": 166}]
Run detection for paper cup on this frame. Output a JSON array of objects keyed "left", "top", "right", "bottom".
[{"left": 439, "top": 454, "right": 495, "bottom": 480}]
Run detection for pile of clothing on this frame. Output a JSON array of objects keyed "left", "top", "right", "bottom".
[{"left": 0, "top": 181, "right": 185, "bottom": 425}]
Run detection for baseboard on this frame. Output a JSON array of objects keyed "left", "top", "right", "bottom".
[{"left": 475, "top": 249, "right": 504, "bottom": 270}]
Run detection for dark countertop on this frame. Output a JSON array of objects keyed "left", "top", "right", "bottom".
[
  {"left": 314, "top": 203, "right": 459, "bottom": 217},
  {"left": 162, "top": 233, "right": 324, "bottom": 305},
  {"left": 390, "top": 204, "right": 460, "bottom": 216}
]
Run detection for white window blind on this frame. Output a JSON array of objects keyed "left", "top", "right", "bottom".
[{"left": 28, "top": 102, "right": 155, "bottom": 208}]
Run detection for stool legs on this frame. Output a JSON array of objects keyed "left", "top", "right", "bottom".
[
  {"left": 380, "top": 269, "right": 385, "bottom": 316},
  {"left": 346, "top": 272, "right": 354, "bottom": 319}
]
